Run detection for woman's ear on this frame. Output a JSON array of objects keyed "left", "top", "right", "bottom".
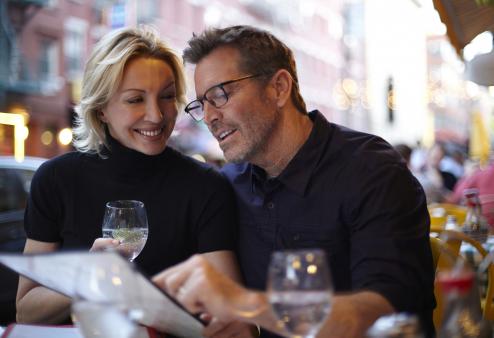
[
  {"left": 98, "top": 110, "right": 108, "bottom": 123},
  {"left": 271, "top": 69, "right": 292, "bottom": 108}
]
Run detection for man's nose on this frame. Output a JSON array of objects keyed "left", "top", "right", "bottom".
[{"left": 203, "top": 101, "right": 221, "bottom": 127}]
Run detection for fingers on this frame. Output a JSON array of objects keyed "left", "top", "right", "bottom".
[
  {"left": 152, "top": 254, "right": 204, "bottom": 295},
  {"left": 164, "top": 269, "right": 191, "bottom": 296},
  {"left": 200, "top": 312, "right": 213, "bottom": 324},
  {"left": 90, "top": 238, "right": 119, "bottom": 252},
  {"left": 175, "top": 274, "right": 207, "bottom": 313},
  {"left": 152, "top": 255, "right": 236, "bottom": 319}
]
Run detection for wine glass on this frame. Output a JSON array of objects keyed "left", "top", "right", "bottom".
[
  {"left": 71, "top": 253, "right": 143, "bottom": 338},
  {"left": 267, "top": 249, "right": 333, "bottom": 338},
  {"left": 102, "top": 200, "right": 149, "bottom": 262}
]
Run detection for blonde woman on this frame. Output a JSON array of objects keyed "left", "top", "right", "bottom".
[{"left": 16, "top": 26, "right": 250, "bottom": 337}]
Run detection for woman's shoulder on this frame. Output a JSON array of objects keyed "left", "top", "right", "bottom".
[
  {"left": 35, "top": 151, "right": 95, "bottom": 179},
  {"left": 38, "top": 151, "right": 86, "bottom": 169}
]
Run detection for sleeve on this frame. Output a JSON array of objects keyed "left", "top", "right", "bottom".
[
  {"left": 344, "top": 162, "right": 435, "bottom": 314},
  {"left": 24, "top": 160, "right": 63, "bottom": 243},
  {"left": 191, "top": 168, "right": 238, "bottom": 253}
]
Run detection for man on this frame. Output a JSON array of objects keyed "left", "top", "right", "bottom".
[
  {"left": 155, "top": 25, "right": 434, "bottom": 338},
  {"left": 448, "top": 158, "right": 494, "bottom": 226}
]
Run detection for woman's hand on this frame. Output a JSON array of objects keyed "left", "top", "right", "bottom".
[{"left": 89, "top": 238, "right": 120, "bottom": 252}]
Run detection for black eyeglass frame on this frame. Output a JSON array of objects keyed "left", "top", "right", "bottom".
[{"left": 184, "top": 73, "right": 265, "bottom": 121}]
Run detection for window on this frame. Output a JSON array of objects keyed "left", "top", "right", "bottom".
[
  {"left": 46, "top": 0, "right": 59, "bottom": 8},
  {"left": 38, "top": 39, "right": 58, "bottom": 82},
  {"left": 109, "top": 2, "right": 126, "bottom": 29},
  {"left": 64, "top": 17, "right": 87, "bottom": 79},
  {"left": 137, "top": 0, "right": 159, "bottom": 24}
]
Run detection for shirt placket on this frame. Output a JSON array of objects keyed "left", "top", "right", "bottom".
[{"left": 260, "top": 178, "right": 281, "bottom": 251}]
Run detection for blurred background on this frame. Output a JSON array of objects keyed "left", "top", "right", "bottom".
[{"left": 0, "top": 0, "right": 493, "bottom": 167}]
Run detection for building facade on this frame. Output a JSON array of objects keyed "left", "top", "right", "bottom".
[{"left": 0, "top": 0, "right": 109, "bottom": 158}]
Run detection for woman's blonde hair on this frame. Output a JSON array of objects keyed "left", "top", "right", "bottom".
[{"left": 73, "top": 26, "right": 187, "bottom": 154}]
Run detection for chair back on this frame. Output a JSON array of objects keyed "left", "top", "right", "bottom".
[
  {"left": 429, "top": 203, "right": 467, "bottom": 232},
  {"left": 430, "top": 230, "right": 494, "bottom": 330},
  {"left": 430, "top": 236, "right": 463, "bottom": 328},
  {"left": 429, "top": 236, "right": 443, "bottom": 270}
]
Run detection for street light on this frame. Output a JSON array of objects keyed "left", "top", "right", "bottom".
[{"left": 0, "top": 112, "right": 27, "bottom": 162}]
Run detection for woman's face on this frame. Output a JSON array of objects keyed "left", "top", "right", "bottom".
[{"left": 100, "top": 57, "right": 178, "bottom": 155}]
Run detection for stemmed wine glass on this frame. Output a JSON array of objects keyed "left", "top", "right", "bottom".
[
  {"left": 267, "top": 249, "right": 333, "bottom": 338},
  {"left": 71, "top": 254, "right": 143, "bottom": 338},
  {"left": 102, "top": 200, "right": 149, "bottom": 262}
]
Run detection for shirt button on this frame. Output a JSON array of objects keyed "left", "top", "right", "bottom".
[{"left": 267, "top": 201, "right": 275, "bottom": 209}]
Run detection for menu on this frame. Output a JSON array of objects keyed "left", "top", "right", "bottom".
[
  {"left": 0, "top": 251, "right": 204, "bottom": 338},
  {"left": 0, "top": 324, "right": 163, "bottom": 338}
]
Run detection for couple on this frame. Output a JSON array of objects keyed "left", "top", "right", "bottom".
[{"left": 17, "top": 25, "right": 434, "bottom": 338}]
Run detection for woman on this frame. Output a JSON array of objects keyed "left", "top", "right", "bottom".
[{"left": 16, "top": 26, "right": 241, "bottom": 327}]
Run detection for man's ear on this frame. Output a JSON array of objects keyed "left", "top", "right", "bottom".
[{"left": 271, "top": 69, "right": 292, "bottom": 108}]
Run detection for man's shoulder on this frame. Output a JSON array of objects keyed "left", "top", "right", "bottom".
[
  {"left": 329, "top": 124, "right": 403, "bottom": 171},
  {"left": 331, "top": 124, "right": 392, "bottom": 153}
]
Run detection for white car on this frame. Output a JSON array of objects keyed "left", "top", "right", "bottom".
[{"left": 0, "top": 156, "right": 46, "bottom": 325}]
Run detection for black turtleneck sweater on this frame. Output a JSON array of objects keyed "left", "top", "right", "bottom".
[{"left": 24, "top": 136, "right": 237, "bottom": 276}]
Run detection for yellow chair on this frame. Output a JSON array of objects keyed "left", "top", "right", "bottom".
[
  {"left": 430, "top": 236, "right": 462, "bottom": 329},
  {"left": 430, "top": 230, "right": 494, "bottom": 330},
  {"left": 428, "top": 203, "right": 467, "bottom": 232},
  {"left": 430, "top": 236, "right": 444, "bottom": 270},
  {"left": 430, "top": 222, "right": 445, "bottom": 234}
]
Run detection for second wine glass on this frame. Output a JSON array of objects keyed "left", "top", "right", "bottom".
[
  {"left": 102, "top": 200, "right": 149, "bottom": 262},
  {"left": 267, "top": 249, "right": 333, "bottom": 338},
  {"left": 71, "top": 255, "right": 143, "bottom": 338}
]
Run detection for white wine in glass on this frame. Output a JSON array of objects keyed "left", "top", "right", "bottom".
[
  {"left": 102, "top": 200, "right": 149, "bottom": 262},
  {"left": 267, "top": 249, "right": 333, "bottom": 338}
]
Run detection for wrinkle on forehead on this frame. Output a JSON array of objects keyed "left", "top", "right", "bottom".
[{"left": 194, "top": 46, "right": 242, "bottom": 97}]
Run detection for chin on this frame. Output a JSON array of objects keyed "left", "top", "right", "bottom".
[{"left": 224, "top": 150, "right": 249, "bottom": 164}]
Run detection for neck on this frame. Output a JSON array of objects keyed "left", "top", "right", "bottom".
[{"left": 255, "top": 108, "right": 313, "bottom": 178}]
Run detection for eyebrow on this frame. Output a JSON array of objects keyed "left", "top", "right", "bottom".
[
  {"left": 120, "top": 81, "right": 176, "bottom": 93},
  {"left": 196, "top": 80, "right": 224, "bottom": 99}
]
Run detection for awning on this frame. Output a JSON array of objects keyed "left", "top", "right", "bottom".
[{"left": 432, "top": 0, "right": 494, "bottom": 57}]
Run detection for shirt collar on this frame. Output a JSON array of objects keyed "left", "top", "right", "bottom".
[{"left": 252, "top": 110, "right": 333, "bottom": 196}]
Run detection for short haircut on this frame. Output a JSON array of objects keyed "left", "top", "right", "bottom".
[
  {"left": 73, "top": 26, "right": 186, "bottom": 154},
  {"left": 183, "top": 25, "right": 307, "bottom": 114}
]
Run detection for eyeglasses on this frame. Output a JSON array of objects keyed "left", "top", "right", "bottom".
[{"left": 184, "top": 74, "right": 264, "bottom": 121}]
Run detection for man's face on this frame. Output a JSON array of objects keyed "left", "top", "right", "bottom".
[{"left": 194, "top": 47, "right": 281, "bottom": 163}]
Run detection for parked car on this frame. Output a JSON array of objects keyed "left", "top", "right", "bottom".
[{"left": 0, "top": 156, "right": 46, "bottom": 325}]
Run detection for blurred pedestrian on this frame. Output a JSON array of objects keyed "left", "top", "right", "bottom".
[
  {"left": 448, "top": 158, "right": 494, "bottom": 226},
  {"left": 414, "top": 143, "right": 456, "bottom": 203},
  {"left": 440, "top": 149, "right": 465, "bottom": 180}
]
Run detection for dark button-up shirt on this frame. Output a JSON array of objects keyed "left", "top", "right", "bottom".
[{"left": 222, "top": 110, "right": 435, "bottom": 336}]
